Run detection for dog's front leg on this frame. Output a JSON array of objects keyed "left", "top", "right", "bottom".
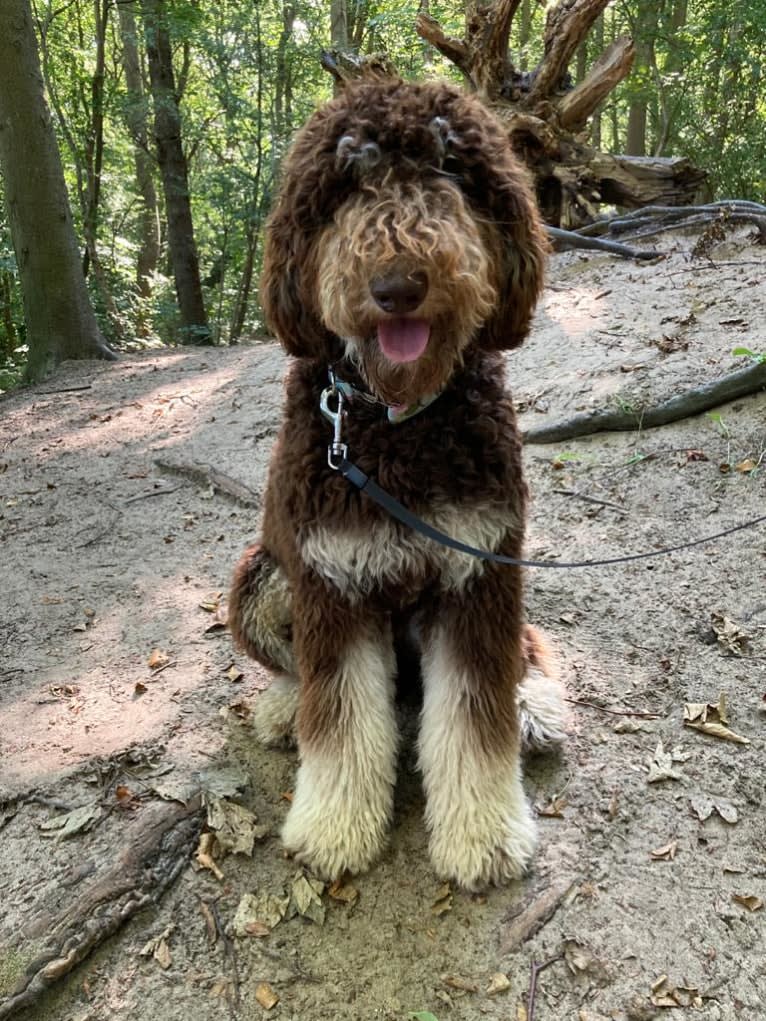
[
  {"left": 281, "top": 579, "right": 398, "bottom": 879},
  {"left": 419, "top": 570, "right": 537, "bottom": 890}
]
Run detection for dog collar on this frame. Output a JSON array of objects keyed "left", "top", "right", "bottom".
[{"left": 323, "top": 367, "right": 442, "bottom": 425}]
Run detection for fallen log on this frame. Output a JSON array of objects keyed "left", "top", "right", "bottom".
[
  {"left": 523, "top": 360, "right": 766, "bottom": 444},
  {"left": 0, "top": 797, "right": 202, "bottom": 1019}
]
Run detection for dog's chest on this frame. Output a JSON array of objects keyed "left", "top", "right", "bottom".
[{"left": 300, "top": 500, "right": 518, "bottom": 601}]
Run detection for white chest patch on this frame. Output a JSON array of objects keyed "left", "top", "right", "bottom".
[{"left": 300, "top": 502, "right": 519, "bottom": 599}]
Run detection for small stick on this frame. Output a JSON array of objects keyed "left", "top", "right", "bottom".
[
  {"left": 526, "top": 955, "right": 563, "bottom": 1021},
  {"left": 33, "top": 384, "right": 93, "bottom": 394},
  {"left": 553, "top": 489, "right": 627, "bottom": 514},
  {"left": 124, "top": 484, "right": 182, "bottom": 505},
  {"left": 565, "top": 697, "right": 662, "bottom": 719},
  {"left": 210, "top": 899, "right": 241, "bottom": 1015}
]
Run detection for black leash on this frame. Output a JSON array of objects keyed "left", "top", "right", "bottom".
[
  {"left": 339, "top": 458, "right": 766, "bottom": 570},
  {"left": 321, "top": 372, "right": 766, "bottom": 571}
]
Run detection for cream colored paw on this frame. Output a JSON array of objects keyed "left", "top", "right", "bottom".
[
  {"left": 517, "top": 668, "right": 568, "bottom": 752},
  {"left": 282, "top": 787, "right": 388, "bottom": 879},
  {"left": 428, "top": 793, "right": 538, "bottom": 890},
  {"left": 252, "top": 675, "right": 298, "bottom": 748}
]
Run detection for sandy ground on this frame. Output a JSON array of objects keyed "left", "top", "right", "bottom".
[{"left": 1, "top": 227, "right": 765, "bottom": 1021}]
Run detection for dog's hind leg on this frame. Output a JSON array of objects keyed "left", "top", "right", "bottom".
[
  {"left": 281, "top": 580, "right": 398, "bottom": 879},
  {"left": 418, "top": 569, "right": 538, "bottom": 890},
  {"left": 517, "top": 624, "right": 568, "bottom": 752},
  {"left": 229, "top": 544, "right": 298, "bottom": 746}
]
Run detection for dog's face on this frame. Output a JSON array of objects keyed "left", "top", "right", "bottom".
[{"left": 261, "top": 80, "right": 547, "bottom": 403}]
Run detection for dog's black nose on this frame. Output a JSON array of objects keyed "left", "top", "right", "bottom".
[{"left": 370, "top": 271, "right": 428, "bottom": 314}]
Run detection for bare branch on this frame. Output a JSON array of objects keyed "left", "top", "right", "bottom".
[
  {"left": 557, "top": 35, "right": 635, "bottom": 131},
  {"left": 528, "top": 0, "right": 611, "bottom": 103}
]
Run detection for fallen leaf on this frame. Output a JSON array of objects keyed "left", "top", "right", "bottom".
[
  {"left": 735, "top": 458, "right": 757, "bottom": 474},
  {"left": 536, "top": 796, "right": 567, "bottom": 817},
  {"left": 255, "top": 982, "right": 279, "bottom": 1010},
  {"left": 199, "top": 593, "right": 222, "bottom": 613},
  {"left": 563, "top": 939, "right": 607, "bottom": 979},
  {"left": 195, "top": 831, "right": 224, "bottom": 881},
  {"left": 287, "top": 872, "right": 326, "bottom": 925},
  {"left": 232, "top": 892, "right": 289, "bottom": 936},
  {"left": 650, "top": 841, "right": 678, "bottom": 861},
  {"left": 198, "top": 766, "right": 249, "bottom": 799},
  {"left": 151, "top": 776, "right": 199, "bottom": 805},
  {"left": 199, "top": 900, "right": 217, "bottom": 944},
  {"left": 148, "top": 648, "right": 170, "bottom": 670},
  {"left": 245, "top": 921, "right": 271, "bottom": 938},
  {"left": 683, "top": 692, "right": 750, "bottom": 744},
  {"left": 153, "top": 938, "right": 172, "bottom": 970},
  {"left": 442, "top": 975, "right": 479, "bottom": 993},
  {"left": 205, "top": 797, "right": 262, "bottom": 857},
  {"left": 225, "top": 665, "right": 244, "bottom": 683},
  {"left": 486, "top": 972, "right": 510, "bottom": 994},
  {"left": 431, "top": 882, "right": 453, "bottom": 916},
  {"left": 328, "top": 879, "right": 359, "bottom": 906},
  {"left": 650, "top": 975, "right": 702, "bottom": 1008},
  {"left": 39, "top": 803, "right": 102, "bottom": 839},
  {"left": 647, "top": 741, "right": 682, "bottom": 783},
  {"left": 732, "top": 894, "right": 763, "bottom": 912},
  {"left": 689, "top": 794, "right": 714, "bottom": 822},
  {"left": 714, "top": 800, "right": 738, "bottom": 824},
  {"left": 710, "top": 614, "right": 750, "bottom": 656},
  {"left": 133, "top": 681, "right": 148, "bottom": 697},
  {"left": 139, "top": 926, "right": 174, "bottom": 969}
]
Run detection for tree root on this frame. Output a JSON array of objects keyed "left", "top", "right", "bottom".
[
  {"left": 576, "top": 200, "right": 766, "bottom": 242},
  {"left": 0, "top": 797, "right": 202, "bottom": 1019},
  {"left": 546, "top": 225, "right": 660, "bottom": 260},
  {"left": 523, "top": 360, "right": 766, "bottom": 445}
]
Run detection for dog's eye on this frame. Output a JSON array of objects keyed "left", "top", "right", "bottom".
[
  {"left": 336, "top": 135, "right": 382, "bottom": 173},
  {"left": 429, "top": 116, "right": 461, "bottom": 176}
]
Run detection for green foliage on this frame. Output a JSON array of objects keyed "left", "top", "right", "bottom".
[
  {"left": 408, "top": 1013, "right": 440, "bottom": 1021},
  {"left": 732, "top": 346, "right": 766, "bottom": 363},
  {"left": 0, "top": 0, "right": 762, "bottom": 366}
]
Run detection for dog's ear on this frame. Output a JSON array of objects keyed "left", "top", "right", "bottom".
[
  {"left": 440, "top": 94, "right": 549, "bottom": 351},
  {"left": 260, "top": 103, "right": 351, "bottom": 360}
]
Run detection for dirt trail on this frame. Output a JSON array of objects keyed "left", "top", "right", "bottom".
[{"left": 1, "top": 228, "right": 764, "bottom": 1021}]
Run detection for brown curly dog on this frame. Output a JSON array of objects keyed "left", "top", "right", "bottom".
[{"left": 229, "top": 78, "right": 567, "bottom": 890}]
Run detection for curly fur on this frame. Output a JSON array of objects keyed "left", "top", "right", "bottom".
[{"left": 230, "top": 78, "right": 565, "bottom": 889}]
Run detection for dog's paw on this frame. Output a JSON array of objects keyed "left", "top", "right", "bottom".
[
  {"left": 281, "top": 759, "right": 391, "bottom": 879},
  {"left": 427, "top": 789, "right": 537, "bottom": 890},
  {"left": 282, "top": 800, "right": 387, "bottom": 879},
  {"left": 517, "top": 668, "right": 568, "bottom": 752},
  {"left": 252, "top": 675, "right": 298, "bottom": 748}
]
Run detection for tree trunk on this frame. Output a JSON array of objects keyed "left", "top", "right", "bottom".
[
  {"left": 409, "top": 0, "right": 706, "bottom": 227},
  {"left": 118, "top": 1, "right": 160, "bottom": 334},
  {"left": 142, "top": 0, "right": 210, "bottom": 345},
  {"left": 0, "top": 0, "right": 114, "bottom": 382}
]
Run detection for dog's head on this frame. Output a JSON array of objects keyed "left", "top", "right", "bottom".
[{"left": 261, "top": 79, "right": 547, "bottom": 404}]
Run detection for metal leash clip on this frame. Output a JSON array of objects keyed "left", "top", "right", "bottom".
[{"left": 320, "top": 370, "right": 348, "bottom": 470}]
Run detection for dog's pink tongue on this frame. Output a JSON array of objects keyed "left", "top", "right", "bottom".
[{"left": 377, "top": 318, "right": 430, "bottom": 363}]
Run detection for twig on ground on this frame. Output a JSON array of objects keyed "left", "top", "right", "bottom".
[
  {"left": 124, "top": 484, "right": 183, "bottom": 505},
  {"left": 523, "top": 360, "right": 766, "bottom": 444},
  {"left": 553, "top": 489, "right": 627, "bottom": 514},
  {"left": 500, "top": 878, "right": 576, "bottom": 955},
  {"left": 154, "top": 458, "right": 260, "bottom": 508},
  {"left": 210, "top": 898, "right": 241, "bottom": 1015},
  {"left": 565, "top": 698, "right": 662, "bottom": 719},
  {"left": 32, "top": 384, "right": 94, "bottom": 395},
  {"left": 547, "top": 225, "right": 660, "bottom": 261},
  {"left": 526, "top": 955, "right": 563, "bottom": 1021}
]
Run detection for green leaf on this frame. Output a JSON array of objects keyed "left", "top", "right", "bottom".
[{"left": 409, "top": 1014, "right": 439, "bottom": 1021}]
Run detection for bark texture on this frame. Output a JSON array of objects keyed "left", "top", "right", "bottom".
[
  {"left": 142, "top": 0, "right": 210, "bottom": 344},
  {"left": 0, "top": 0, "right": 114, "bottom": 381},
  {"left": 118, "top": 1, "right": 160, "bottom": 331}
]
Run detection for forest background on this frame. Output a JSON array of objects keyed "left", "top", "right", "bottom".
[{"left": 0, "top": 0, "right": 764, "bottom": 390}]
